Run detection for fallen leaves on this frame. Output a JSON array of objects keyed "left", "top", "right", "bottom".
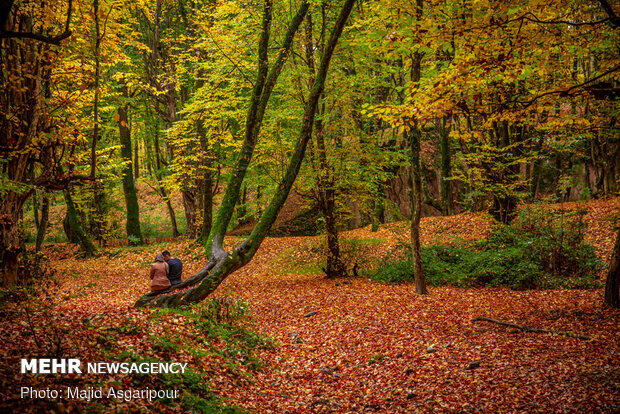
[{"left": 2, "top": 197, "right": 619, "bottom": 413}]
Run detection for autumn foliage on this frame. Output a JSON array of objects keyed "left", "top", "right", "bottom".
[{"left": 1, "top": 197, "right": 618, "bottom": 413}]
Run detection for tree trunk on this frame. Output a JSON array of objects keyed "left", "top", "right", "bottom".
[
  {"left": 33, "top": 192, "right": 39, "bottom": 232},
  {"left": 201, "top": 169, "right": 213, "bottom": 241},
  {"left": 182, "top": 191, "right": 199, "bottom": 238},
  {"left": 90, "top": 0, "right": 101, "bottom": 180},
  {"left": 0, "top": 194, "right": 26, "bottom": 287},
  {"left": 153, "top": 124, "right": 180, "bottom": 238},
  {"left": 490, "top": 195, "right": 518, "bottom": 224},
  {"left": 440, "top": 116, "right": 454, "bottom": 216},
  {"left": 489, "top": 120, "right": 518, "bottom": 224},
  {"left": 91, "top": 182, "right": 107, "bottom": 246},
  {"left": 407, "top": 0, "right": 428, "bottom": 295},
  {"left": 371, "top": 195, "right": 385, "bottom": 232},
  {"left": 196, "top": 108, "right": 213, "bottom": 241},
  {"left": 64, "top": 189, "right": 97, "bottom": 257},
  {"left": 134, "top": 130, "right": 140, "bottom": 180},
  {"left": 604, "top": 229, "right": 620, "bottom": 308},
  {"left": 408, "top": 125, "right": 428, "bottom": 295},
  {"left": 136, "top": 0, "right": 356, "bottom": 308},
  {"left": 118, "top": 86, "right": 144, "bottom": 245},
  {"left": 35, "top": 194, "right": 49, "bottom": 252},
  {"left": 205, "top": 0, "right": 311, "bottom": 254},
  {"left": 305, "top": 11, "right": 346, "bottom": 278}
]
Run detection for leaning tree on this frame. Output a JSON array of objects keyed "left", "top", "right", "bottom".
[{"left": 135, "top": 0, "right": 357, "bottom": 307}]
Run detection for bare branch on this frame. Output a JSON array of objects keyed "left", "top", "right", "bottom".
[{"left": 0, "top": 0, "right": 73, "bottom": 45}]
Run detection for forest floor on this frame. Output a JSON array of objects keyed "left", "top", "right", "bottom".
[{"left": 2, "top": 198, "right": 619, "bottom": 413}]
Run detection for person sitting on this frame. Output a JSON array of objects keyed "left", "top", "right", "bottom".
[
  {"left": 150, "top": 253, "right": 170, "bottom": 292},
  {"left": 162, "top": 250, "right": 183, "bottom": 286}
]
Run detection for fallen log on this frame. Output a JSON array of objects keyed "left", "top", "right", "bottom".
[{"left": 472, "top": 316, "right": 591, "bottom": 340}]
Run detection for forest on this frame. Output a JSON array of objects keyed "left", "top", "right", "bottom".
[{"left": 1, "top": 0, "right": 619, "bottom": 412}]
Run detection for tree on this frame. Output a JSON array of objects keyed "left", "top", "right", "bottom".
[
  {"left": 0, "top": 0, "right": 85, "bottom": 286},
  {"left": 117, "top": 84, "right": 144, "bottom": 244},
  {"left": 361, "top": 0, "right": 429, "bottom": 294},
  {"left": 304, "top": 10, "right": 347, "bottom": 278},
  {"left": 136, "top": 0, "right": 357, "bottom": 307},
  {"left": 406, "top": 0, "right": 428, "bottom": 295},
  {"left": 64, "top": 187, "right": 97, "bottom": 257},
  {"left": 604, "top": 228, "right": 620, "bottom": 308}
]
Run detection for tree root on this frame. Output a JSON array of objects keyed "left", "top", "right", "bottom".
[{"left": 472, "top": 316, "right": 591, "bottom": 340}]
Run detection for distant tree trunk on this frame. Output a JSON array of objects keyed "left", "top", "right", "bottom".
[
  {"left": 134, "top": 131, "right": 140, "bottom": 180},
  {"left": 165, "top": 196, "right": 179, "bottom": 238},
  {"left": 316, "top": 118, "right": 346, "bottom": 278},
  {"left": 604, "top": 229, "right": 620, "bottom": 308},
  {"left": 256, "top": 185, "right": 263, "bottom": 217},
  {"left": 33, "top": 193, "right": 40, "bottom": 232},
  {"left": 91, "top": 183, "right": 107, "bottom": 246},
  {"left": 440, "top": 116, "right": 454, "bottom": 216},
  {"left": 197, "top": 119, "right": 213, "bottom": 241},
  {"left": 118, "top": 85, "right": 144, "bottom": 245},
  {"left": 35, "top": 194, "right": 49, "bottom": 252},
  {"left": 305, "top": 11, "right": 346, "bottom": 278},
  {"left": 90, "top": 0, "right": 101, "bottom": 181},
  {"left": 408, "top": 124, "right": 428, "bottom": 295},
  {"left": 183, "top": 191, "right": 199, "bottom": 238},
  {"left": 371, "top": 195, "right": 385, "bottom": 232},
  {"left": 136, "top": 0, "right": 355, "bottom": 307},
  {"left": 201, "top": 171, "right": 213, "bottom": 240},
  {"left": 489, "top": 120, "right": 518, "bottom": 224},
  {"left": 407, "top": 0, "right": 427, "bottom": 295},
  {"left": 153, "top": 125, "right": 180, "bottom": 237},
  {"left": 64, "top": 189, "right": 97, "bottom": 257}
]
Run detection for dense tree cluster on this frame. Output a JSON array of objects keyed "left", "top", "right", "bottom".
[{"left": 1, "top": 0, "right": 618, "bottom": 305}]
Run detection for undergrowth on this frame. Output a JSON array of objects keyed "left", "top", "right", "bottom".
[
  {"left": 4, "top": 294, "right": 271, "bottom": 413},
  {"left": 369, "top": 205, "right": 606, "bottom": 290}
]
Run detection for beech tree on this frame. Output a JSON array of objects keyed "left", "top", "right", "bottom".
[{"left": 136, "top": 0, "right": 357, "bottom": 307}]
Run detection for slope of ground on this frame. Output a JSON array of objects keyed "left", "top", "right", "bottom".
[{"left": 3, "top": 197, "right": 619, "bottom": 413}]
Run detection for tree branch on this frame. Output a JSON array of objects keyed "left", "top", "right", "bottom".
[
  {"left": 0, "top": 0, "right": 73, "bottom": 45},
  {"left": 473, "top": 316, "right": 591, "bottom": 340},
  {"left": 516, "top": 65, "right": 620, "bottom": 108}
]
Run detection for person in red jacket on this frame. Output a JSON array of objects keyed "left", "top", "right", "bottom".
[{"left": 150, "top": 253, "right": 170, "bottom": 292}]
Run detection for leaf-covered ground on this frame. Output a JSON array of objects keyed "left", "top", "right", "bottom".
[{"left": 2, "top": 198, "right": 619, "bottom": 413}]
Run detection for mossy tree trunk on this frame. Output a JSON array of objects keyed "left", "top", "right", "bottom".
[
  {"left": 117, "top": 85, "right": 144, "bottom": 245},
  {"left": 64, "top": 189, "right": 97, "bottom": 257},
  {"left": 136, "top": 0, "right": 356, "bottom": 308}
]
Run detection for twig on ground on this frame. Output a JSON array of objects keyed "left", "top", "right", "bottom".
[{"left": 472, "top": 316, "right": 591, "bottom": 340}]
